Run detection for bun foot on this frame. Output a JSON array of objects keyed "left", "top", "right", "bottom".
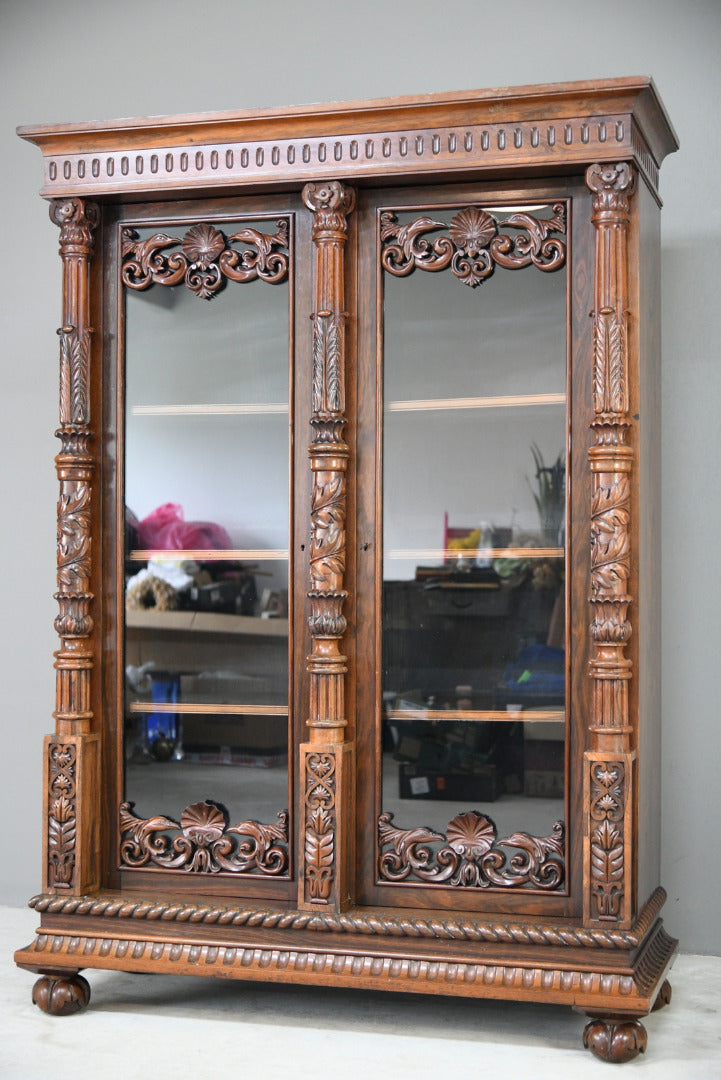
[
  {"left": 652, "top": 979, "right": 672, "bottom": 1011},
  {"left": 32, "top": 973, "right": 91, "bottom": 1015},
  {"left": 583, "top": 1017, "right": 647, "bottom": 1063}
]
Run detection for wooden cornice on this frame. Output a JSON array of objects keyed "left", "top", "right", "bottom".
[{"left": 18, "top": 77, "right": 678, "bottom": 202}]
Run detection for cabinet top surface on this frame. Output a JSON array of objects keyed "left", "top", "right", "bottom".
[{"left": 18, "top": 76, "right": 678, "bottom": 201}]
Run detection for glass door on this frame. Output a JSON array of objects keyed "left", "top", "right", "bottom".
[
  {"left": 114, "top": 196, "right": 302, "bottom": 892},
  {"left": 357, "top": 182, "right": 578, "bottom": 910}
]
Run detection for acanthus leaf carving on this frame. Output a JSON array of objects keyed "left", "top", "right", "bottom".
[
  {"left": 50, "top": 197, "right": 100, "bottom": 253},
  {"left": 57, "top": 482, "right": 92, "bottom": 590},
  {"left": 303, "top": 181, "right": 356, "bottom": 235},
  {"left": 590, "top": 475, "right": 631, "bottom": 595},
  {"left": 309, "top": 474, "right": 346, "bottom": 591},
  {"left": 380, "top": 203, "right": 566, "bottom": 286},
  {"left": 585, "top": 162, "right": 635, "bottom": 215},
  {"left": 592, "top": 308, "right": 628, "bottom": 417},
  {"left": 378, "top": 810, "right": 565, "bottom": 891},
  {"left": 58, "top": 325, "right": 92, "bottom": 430},
  {"left": 121, "top": 219, "right": 290, "bottom": 299},
  {"left": 311, "top": 312, "right": 345, "bottom": 417},
  {"left": 118, "top": 800, "right": 289, "bottom": 876}
]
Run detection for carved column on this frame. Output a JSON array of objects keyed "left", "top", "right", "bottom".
[
  {"left": 299, "top": 181, "right": 356, "bottom": 909},
  {"left": 583, "top": 164, "right": 636, "bottom": 927},
  {"left": 44, "top": 198, "right": 100, "bottom": 894}
]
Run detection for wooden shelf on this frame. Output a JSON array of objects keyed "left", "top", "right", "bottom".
[
  {"left": 126, "top": 609, "right": 288, "bottom": 638},
  {"left": 386, "top": 708, "right": 565, "bottom": 723},
  {"left": 131, "top": 403, "right": 289, "bottom": 416},
  {"left": 386, "top": 547, "right": 564, "bottom": 561},
  {"left": 129, "top": 549, "right": 288, "bottom": 561},
  {"left": 386, "top": 392, "right": 565, "bottom": 413},
  {"left": 129, "top": 701, "right": 288, "bottom": 716}
]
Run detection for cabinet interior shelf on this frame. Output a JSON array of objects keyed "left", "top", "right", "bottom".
[
  {"left": 129, "top": 701, "right": 288, "bottom": 716},
  {"left": 131, "top": 395, "right": 564, "bottom": 418},
  {"left": 387, "top": 547, "right": 564, "bottom": 561},
  {"left": 126, "top": 609, "right": 288, "bottom": 637},
  {"left": 386, "top": 708, "right": 565, "bottom": 723},
  {"left": 386, "top": 393, "right": 566, "bottom": 413},
  {"left": 131, "top": 403, "right": 289, "bottom": 416},
  {"left": 129, "top": 549, "right": 288, "bottom": 562}
]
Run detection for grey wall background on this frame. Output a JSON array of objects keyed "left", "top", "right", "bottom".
[{"left": 1, "top": 0, "right": 719, "bottom": 953}]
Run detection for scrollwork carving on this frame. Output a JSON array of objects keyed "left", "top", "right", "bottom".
[
  {"left": 378, "top": 810, "right": 565, "bottom": 890},
  {"left": 47, "top": 743, "right": 77, "bottom": 888},
  {"left": 119, "top": 800, "right": 289, "bottom": 876},
  {"left": 380, "top": 203, "right": 566, "bottom": 287},
  {"left": 121, "top": 219, "right": 289, "bottom": 299}
]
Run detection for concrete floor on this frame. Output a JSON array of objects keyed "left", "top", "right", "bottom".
[{"left": 4, "top": 906, "right": 720, "bottom": 1079}]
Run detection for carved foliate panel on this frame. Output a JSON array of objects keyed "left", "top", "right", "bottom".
[
  {"left": 121, "top": 219, "right": 290, "bottom": 299},
  {"left": 378, "top": 810, "right": 565, "bottom": 891},
  {"left": 380, "top": 203, "right": 566, "bottom": 286},
  {"left": 303, "top": 753, "right": 337, "bottom": 902},
  {"left": 588, "top": 760, "right": 626, "bottom": 919},
  {"left": 47, "top": 743, "right": 78, "bottom": 889},
  {"left": 585, "top": 754, "right": 634, "bottom": 923}
]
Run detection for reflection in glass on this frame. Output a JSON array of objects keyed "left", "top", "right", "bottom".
[
  {"left": 122, "top": 219, "right": 290, "bottom": 832},
  {"left": 381, "top": 203, "right": 567, "bottom": 842}
]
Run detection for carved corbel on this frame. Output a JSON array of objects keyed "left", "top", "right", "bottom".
[{"left": 584, "top": 164, "right": 636, "bottom": 926}]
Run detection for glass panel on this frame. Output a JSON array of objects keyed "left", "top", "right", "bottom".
[
  {"left": 381, "top": 202, "right": 567, "bottom": 847},
  {"left": 122, "top": 218, "right": 290, "bottom": 833}
]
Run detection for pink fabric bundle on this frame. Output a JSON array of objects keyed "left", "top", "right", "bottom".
[{"left": 136, "top": 503, "right": 232, "bottom": 550}]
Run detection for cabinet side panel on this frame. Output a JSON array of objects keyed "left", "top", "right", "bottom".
[{"left": 636, "top": 179, "right": 662, "bottom": 904}]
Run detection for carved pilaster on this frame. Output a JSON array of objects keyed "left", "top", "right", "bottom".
[
  {"left": 46, "top": 198, "right": 100, "bottom": 894},
  {"left": 584, "top": 163, "right": 636, "bottom": 926},
  {"left": 300, "top": 181, "right": 356, "bottom": 910}
]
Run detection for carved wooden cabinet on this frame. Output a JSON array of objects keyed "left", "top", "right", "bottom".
[{"left": 16, "top": 78, "right": 679, "bottom": 1063}]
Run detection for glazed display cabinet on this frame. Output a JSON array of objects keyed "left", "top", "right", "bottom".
[{"left": 15, "top": 78, "right": 678, "bottom": 1063}]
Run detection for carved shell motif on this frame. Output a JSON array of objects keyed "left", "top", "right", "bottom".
[
  {"left": 181, "top": 224, "right": 226, "bottom": 270},
  {"left": 448, "top": 208, "right": 497, "bottom": 256},
  {"left": 445, "top": 811, "right": 496, "bottom": 859},
  {"left": 180, "top": 800, "right": 227, "bottom": 844}
]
